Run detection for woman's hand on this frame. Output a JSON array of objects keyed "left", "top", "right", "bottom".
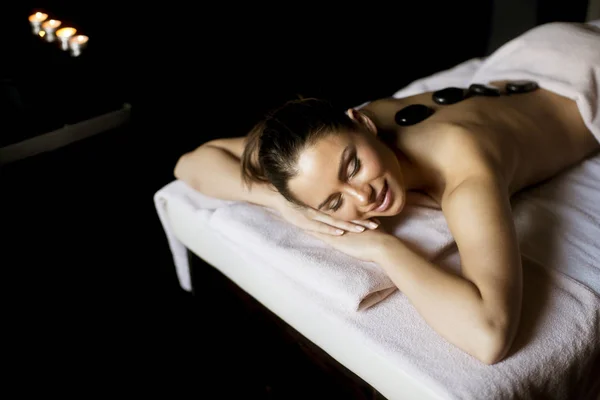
[
  {"left": 274, "top": 197, "right": 379, "bottom": 236},
  {"left": 308, "top": 226, "right": 395, "bottom": 262}
]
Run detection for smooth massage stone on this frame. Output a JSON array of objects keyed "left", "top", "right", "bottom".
[
  {"left": 505, "top": 80, "right": 539, "bottom": 94},
  {"left": 394, "top": 104, "right": 435, "bottom": 126},
  {"left": 467, "top": 83, "right": 501, "bottom": 97},
  {"left": 432, "top": 87, "right": 466, "bottom": 105}
]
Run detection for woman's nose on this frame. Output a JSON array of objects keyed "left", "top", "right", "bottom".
[{"left": 343, "top": 184, "right": 373, "bottom": 206}]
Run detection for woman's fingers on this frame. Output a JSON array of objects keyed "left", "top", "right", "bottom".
[
  {"left": 313, "top": 214, "right": 367, "bottom": 233},
  {"left": 303, "top": 209, "right": 381, "bottom": 235},
  {"left": 308, "top": 221, "right": 345, "bottom": 236},
  {"left": 351, "top": 219, "right": 380, "bottom": 230}
]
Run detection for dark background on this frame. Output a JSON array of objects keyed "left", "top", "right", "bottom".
[{"left": 1, "top": 0, "right": 592, "bottom": 397}]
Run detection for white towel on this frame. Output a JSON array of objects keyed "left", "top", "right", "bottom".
[
  {"left": 469, "top": 20, "right": 600, "bottom": 142},
  {"left": 153, "top": 182, "right": 454, "bottom": 307},
  {"left": 208, "top": 191, "right": 454, "bottom": 311}
]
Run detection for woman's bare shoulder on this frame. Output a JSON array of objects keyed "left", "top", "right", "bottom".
[
  {"left": 407, "top": 120, "right": 504, "bottom": 199},
  {"left": 359, "top": 94, "right": 436, "bottom": 133}
]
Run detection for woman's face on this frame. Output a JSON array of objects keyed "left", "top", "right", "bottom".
[{"left": 287, "top": 128, "right": 406, "bottom": 221}]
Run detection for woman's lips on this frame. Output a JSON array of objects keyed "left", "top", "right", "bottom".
[{"left": 375, "top": 180, "right": 392, "bottom": 213}]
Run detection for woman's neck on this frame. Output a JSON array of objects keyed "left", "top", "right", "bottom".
[
  {"left": 396, "top": 149, "right": 438, "bottom": 191},
  {"left": 381, "top": 130, "right": 444, "bottom": 198}
]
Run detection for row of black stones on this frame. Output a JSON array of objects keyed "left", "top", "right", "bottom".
[{"left": 394, "top": 80, "right": 539, "bottom": 126}]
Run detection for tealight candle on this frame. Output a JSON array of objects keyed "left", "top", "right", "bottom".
[
  {"left": 56, "top": 27, "right": 77, "bottom": 50},
  {"left": 41, "top": 19, "right": 61, "bottom": 42},
  {"left": 69, "top": 35, "right": 88, "bottom": 57},
  {"left": 28, "top": 12, "right": 48, "bottom": 34}
]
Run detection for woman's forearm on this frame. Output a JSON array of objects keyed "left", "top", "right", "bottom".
[
  {"left": 174, "top": 145, "right": 282, "bottom": 209},
  {"left": 375, "top": 236, "right": 511, "bottom": 364}
]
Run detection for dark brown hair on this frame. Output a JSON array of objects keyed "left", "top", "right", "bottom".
[{"left": 241, "top": 97, "right": 356, "bottom": 205}]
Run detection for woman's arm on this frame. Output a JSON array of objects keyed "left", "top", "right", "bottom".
[
  {"left": 376, "top": 174, "right": 522, "bottom": 364},
  {"left": 174, "top": 137, "right": 281, "bottom": 209},
  {"left": 310, "top": 173, "right": 522, "bottom": 364},
  {"left": 173, "top": 138, "right": 376, "bottom": 235}
]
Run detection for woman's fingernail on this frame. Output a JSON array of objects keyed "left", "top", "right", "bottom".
[
  {"left": 368, "top": 221, "right": 379, "bottom": 229},
  {"left": 354, "top": 226, "right": 365, "bottom": 232},
  {"left": 335, "top": 229, "right": 345, "bottom": 235}
]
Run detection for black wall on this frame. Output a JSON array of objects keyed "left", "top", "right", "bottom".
[
  {"left": 4, "top": 0, "right": 591, "bottom": 160},
  {"left": 3, "top": 2, "right": 494, "bottom": 142},
  {"left": 134, "top": 1, "right": 495, "bottom": 156}
]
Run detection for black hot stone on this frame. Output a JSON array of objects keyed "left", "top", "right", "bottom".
[
  {"left": 505, "top": 80, "right": 539, "bottom": 94},
  {"left": 467, "top": 83, "right": 501, "bottom": 97},
  {"left": 432, "top": 87, "right": 466, "bottom": 105},
  {"left": 394, "top": 104, "right": 435, "bottom": 126}
]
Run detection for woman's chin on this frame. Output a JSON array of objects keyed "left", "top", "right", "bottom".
[
  {"left": 388, "top": 199, "right": 405, "bottom": 216},
  {"left": 391, "top": 188, "right": 408, "bottom": 215}
]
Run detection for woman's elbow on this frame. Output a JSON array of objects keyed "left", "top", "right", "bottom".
[
  {"left": 173, "top": 153, "right": 199, "bottom": 190},
  {"left": 173, "top": 154, "right": 188, "bottom": 180},
  {"left": 475, "top": 321, "right": 513, "bottom": 365},
  {"left": 174, "top": 143, "right": 218, "bottom": 184},
  {"left": 477, "top": 338, "right": 508, "bottom": 365}
]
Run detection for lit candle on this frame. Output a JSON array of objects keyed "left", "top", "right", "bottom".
[
  {"left": 56, "top": 27, "right": 77, "bottom": 50},
  {"left": 28, "top": 12, "right": 48, "bottom": 34},
  {"left": 69, "top": 35, "right": 89, "bottom": 57},
  {"left": 41, "top": 19, "right": 62, "bottom": 42}
]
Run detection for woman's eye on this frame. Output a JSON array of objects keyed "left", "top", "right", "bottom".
[
  {"left": 330, "top": 197, "right": 343, "bottom": 211},
  {"left": 348, "top": 156, "right": 361, "bottom": 178}
]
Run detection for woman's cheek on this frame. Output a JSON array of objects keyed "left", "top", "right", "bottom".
[
  {"left": 361, "top": 150, "right": 386, "bottom": 177},
  {"left": 339, "top": 206, "right": 361, "bottom": 222}
]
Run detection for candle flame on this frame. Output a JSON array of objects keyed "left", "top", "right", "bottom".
[
  {"left": 70, "top": 35, "right": 89, "bottom": 44},
  {"left": 29, "top": 12, "right": 48, "bottom": 23},
  {"left": 42, "top": 19, "right": 61, "bottom": 29},
  {"left": 57, "top": 27, "right": 77, "bottom": 38}
]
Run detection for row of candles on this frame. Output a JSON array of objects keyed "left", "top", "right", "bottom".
[{"left": 28, "top": 12, "right": 89, "bottom": 57}]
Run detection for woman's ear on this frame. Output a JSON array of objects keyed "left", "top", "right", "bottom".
[{"left": 346, "top": 108, "right": 378, "bottom": 136}]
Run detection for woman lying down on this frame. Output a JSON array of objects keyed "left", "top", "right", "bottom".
[{"left": 174, "top": 20, "right": 600, "bottom": 365}]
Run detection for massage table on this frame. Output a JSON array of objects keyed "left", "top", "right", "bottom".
[{"left": 154, "top": 27, "right": 600, "bottom": 399}]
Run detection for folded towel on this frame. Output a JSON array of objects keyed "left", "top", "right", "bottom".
[
  {"left": 470, "top": 20, "right": 600, "bottom": 142},
  {"left": 208, "top": 191, "right": 454, "bottom": 311}
]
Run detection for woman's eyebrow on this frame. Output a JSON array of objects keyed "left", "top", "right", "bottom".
[{"left": 317, "top": 145, "right": 352, "bottom": 210}]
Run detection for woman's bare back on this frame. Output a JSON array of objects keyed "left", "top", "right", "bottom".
[{"left": 362, "top": 84, "right": 600, "bottom": 199}]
